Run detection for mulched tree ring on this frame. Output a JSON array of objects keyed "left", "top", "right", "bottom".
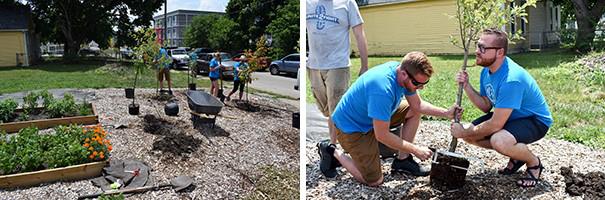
[
  {"left": 429, "top": 150, "right": 470, "bottom": 190},
  {"left": 561, "top": 166, "right": 605, "bottom": 199},
  {"left": 233, "top": 100, "right": 260, "bottom": 112}
]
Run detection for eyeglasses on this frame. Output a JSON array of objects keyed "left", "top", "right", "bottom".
[
  {"left": 404, "top": 69, "right": 429, "bottom": 86},
  {"left": 477, "top": 43, "right": 502, "bottom": 54}
]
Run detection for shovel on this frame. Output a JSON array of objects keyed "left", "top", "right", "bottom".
[
  {"left": 217, "top": 60, "right": 226, "bottom": 102},
  {"left": 78, "top": 176, "right": 193, "bottom": 199}
]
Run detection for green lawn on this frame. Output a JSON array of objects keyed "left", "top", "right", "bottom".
[
  {"left": 307, "top": 50, "right": 605, "bottom": 149},
  {"left": 0, "top": 60, "right": 210, "bottom": 94}
]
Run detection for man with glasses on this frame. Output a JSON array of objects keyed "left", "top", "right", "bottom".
[
  {"left": 317, "top": 51, "right": 462, "bottom": 186},
  {"left": 450, "top": 28, "right": 552, "bottom": 188}
]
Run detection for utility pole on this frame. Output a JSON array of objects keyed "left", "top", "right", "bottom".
[{"left": 163, "top": 0, "right": 167, "bottom": 47}]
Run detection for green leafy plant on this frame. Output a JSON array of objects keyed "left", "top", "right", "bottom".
[
  {"left": 22, "top": 91, "right": 40, "bottom": 114},
  {"left": 18, "top": 113, "right": 29, "bottom": 121},
  {"left": 39, "top": 90, "right": 54, "bottom": 108},
  {"left": 0, "top": 125, "right": 111, "bottom": 175},
  {"left": 0, "top": 98, "right": 18, "bottom": 123},
  {"left": 46, "top": 93, "right": 78, "bottom": 118}
]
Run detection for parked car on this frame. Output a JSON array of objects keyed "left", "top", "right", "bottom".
[
  {"left": 192, "top": 47, "right": 215, "bottom": 57},
  {"left": 269, "top": 53, "right": 299, "bottom": 76},
  {"left": 196, "top": 52, "right": 235, "bottom": 80},
  {"left": 119, "top": 47, "right": 133, "bottom": 59},
  {"left": 168, "top": 48, "right": 190, "bottom": 69},
  {"left": 78, "top": 48, "right": 100, "bottom": 56}
]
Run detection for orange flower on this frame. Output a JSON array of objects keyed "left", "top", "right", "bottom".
[
  {"left": 83, "top": 143, "right": 90, "bottom": 147},
  {"left": 107, "top": 145, "right": 112, "bottom": 151},
  {"left": 100, "top": 154, "right": 105, "bottom": 159},
  {"left": 85, "top": 138, "right": 90, "bottom": 142},
  {"left": 88, "top": 147, "right": 94, "bottom": 151},
  {"left": 92, "top": 151, "right": 98, "bottom": 156},
  {"left": 89, "top": 154, "right": 94, "bottom": 159}
]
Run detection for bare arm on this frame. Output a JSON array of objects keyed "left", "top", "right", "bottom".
[
  {"left": 457, "top": 70, "right": 492, "bottom": 113},
  {"left": 373, "top": 119, "right": 432, "bottom": 160},
  {"left": 453, "top": 108, "right": 511, "bottom": 138},
  {"left": 352, "top": 24, "right": 368, "bottom": 76},
  {"left": 405, "top": 94, "right": 459, "bottom": 120}
]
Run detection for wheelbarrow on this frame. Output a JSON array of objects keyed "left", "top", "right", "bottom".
[{"left": 186, "top": 90, "right": 224, "bottom": 128}]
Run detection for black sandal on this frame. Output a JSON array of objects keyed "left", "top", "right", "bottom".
[
  {"left": 498, "top": 158, "right": 525, "bottom": 175},
  {"left": 516, "top": 157, "right": 544, "bottom": 188}
]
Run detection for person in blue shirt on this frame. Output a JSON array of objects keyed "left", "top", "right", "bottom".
[
  {"left": 227, "top": 55, "right": 249, "bottom": 101},
  {"left": 208, "top": 53, "right": 223, "bottom": 97},
  {"left": 155, "top": 47, "right": 172, "bottom": 94},
  {"left": 451, "top": 28, "right": 553, "bottom": 188},
  {"left": 317, "top": 52, "right": 462, "bottom": 186}
]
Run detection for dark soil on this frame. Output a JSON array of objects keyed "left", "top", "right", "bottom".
[
  {"left": 561, "top": 166, "right": 605, "bottom": 199},
  {"left": 142, "top": 114, "right": 202, "bottom": 160},
  {"left": 429, "top": 152, "right": 470, "bottom": 190}
]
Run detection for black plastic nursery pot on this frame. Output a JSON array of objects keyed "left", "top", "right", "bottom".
[
  {"left": 429, "top": 149, "right": 470, "bottom": 190},
  {"left": 164, "top": 101, "right": 179, "bottom": 116},
  {"left": 292, "top": 112, "right": 300, "bottom": 129},
  {"left": 128, "top": 103, "right": 139, "bottom": 115},
  {"left": 188, "top": 83, "right": 197, "bottom": 91},
  {"left": 125, "top": 88, "right": 135, "bottom": 99}
]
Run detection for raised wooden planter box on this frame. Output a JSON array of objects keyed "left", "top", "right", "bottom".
[
  {"left": 0, "top": 161, "right": 108, "bottom": 188},
  {"left": 0, "top": 104, "right": 98, "bottom": 133}
]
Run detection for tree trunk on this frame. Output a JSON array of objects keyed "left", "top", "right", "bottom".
[
  {"left": 572, "top": 0, "right": 605, "bottom": 53},
  {"left": 575, "top": 17, "right": 596, "bottom": 52}
]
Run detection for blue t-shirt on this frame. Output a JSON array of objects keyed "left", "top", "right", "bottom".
[
  {"left": 479, "top": 57, "right": 553, "bottom": 127},
  {"left": 332, "top": 61, "right": 416, "bottom": 134},
  {"left": 156, "top": 48, "right": 170, "bottom": 69},
  {"left": 233, "top": 62, "right": 248, "bottom": 81},
  {"left": 209, "top": 58, "right": 220, "bottom": 78}
]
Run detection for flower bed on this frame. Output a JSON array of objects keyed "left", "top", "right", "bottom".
[
  {"left": 0, "top": 124, "right": 111, "bottom": 188},
  {"left": 0, "top": 91, "right": 98, "bottom": 133}
]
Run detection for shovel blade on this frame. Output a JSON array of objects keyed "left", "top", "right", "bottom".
[{"left": 170, "top": 176, "right": 193, "bottom": 192}]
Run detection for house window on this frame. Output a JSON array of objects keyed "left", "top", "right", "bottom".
[
  {"left": 510, "top": 2, "right": 516, "bottom": 34},
  {"left": 521, "top": 17, "right": 526, "bottom": 34}
]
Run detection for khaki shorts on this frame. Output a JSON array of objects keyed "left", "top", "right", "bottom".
[
  {"left": 336, "top": 101, "right": 410, "bottom": 183},
  {"left": 308, "top": 67, "right": 350, "bottom": 117}
]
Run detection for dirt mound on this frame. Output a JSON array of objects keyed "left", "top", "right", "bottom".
[
  {"left": 561, "top": 166, "right": 605, "bottom": 199},
  {"left": 142, "top": 114, "right": 201, "bottom": 159}
]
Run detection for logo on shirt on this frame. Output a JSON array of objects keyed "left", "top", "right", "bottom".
[
  {"left": 306, "top": 5, "right": 339, "bottom": 30},
  {"left": 486, "top": 84, "right": 496, "bottom": 104}
]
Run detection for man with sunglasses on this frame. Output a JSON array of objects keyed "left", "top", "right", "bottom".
[
  {"left": 450, "top": 28, "right": 552, "bottom": 188},
  {"left": 317, "top": 51, "right": 462, "bottom": 186}
]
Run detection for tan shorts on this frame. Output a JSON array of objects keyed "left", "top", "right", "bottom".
[
  {"left": 308, "top": 67, "right": 350, "bottom": 117},
  {"left": 336, "top": 101, "right": 410, "bottom": 183}
]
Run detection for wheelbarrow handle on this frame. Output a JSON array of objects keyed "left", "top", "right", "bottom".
[{"left": 77, "top": 184, "right": 170, "bottom": 199}]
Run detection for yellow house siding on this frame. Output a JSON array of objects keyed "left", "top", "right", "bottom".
[
  {"left": 0, "top": 31, "right": 25, "bottom": 67},
  {"left": 352, "top": 0, "right": 462, "bottom": 56}
]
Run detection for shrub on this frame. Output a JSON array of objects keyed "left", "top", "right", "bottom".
[{"left": 0, "top": 98, "right": 18, "bottom": 123}]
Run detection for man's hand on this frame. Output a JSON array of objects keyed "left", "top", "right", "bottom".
[
  {"left": 450, "top": 122, "right": 472, "bottom": 138},
  {"left": 456, "top": 70, "right": 469, "bottom": 87},
  {"left": 445, "top": 104, "right": 464, "bottom": 120},
  {"left": 412, "top": 146, "right": 433, "bottom": 161}
]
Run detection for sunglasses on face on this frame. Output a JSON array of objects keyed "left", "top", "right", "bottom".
[
  {"left": 477, "top": 43, "right": 503, "bottom": 54},
  {"left": 404, "top": 69, "right": 429, "bottom": 86}
]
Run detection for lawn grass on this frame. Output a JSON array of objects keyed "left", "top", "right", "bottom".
[
  {"left": 0, "top": 60, "right": 211, "bottom": 94},
  {"left": 307, "top": 49, "right": 605, "bottom": 149}
]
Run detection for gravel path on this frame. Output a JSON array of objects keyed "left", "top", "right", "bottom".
[
  {"left": 306, "top": 120, "right": 605, "bottom": 199},
  {"left": 0, "top": 88, "right": 299, "bottom": 199}
]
